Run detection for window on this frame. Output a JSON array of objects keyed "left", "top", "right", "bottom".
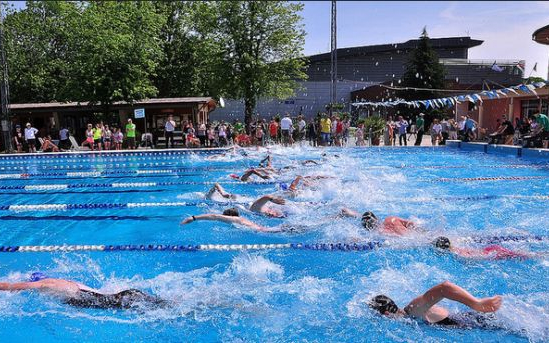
[{"left": 521, "top": 99, "right": 548, "bottom": 118}]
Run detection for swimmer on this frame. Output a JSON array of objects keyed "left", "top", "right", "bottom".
[
  {"left": 369, "top": 281, "right": 502, "bottom": 328},
  {"left": 340, "top": 209, "right": 417, "bottom": 236},
  {"left": 230, "top": 167, "right": 278, "bottom": 182},
  {"left": 0, "top": 272, "right": 166, "bottom": 310},
  {"left": 433, "top": 236, "right": 532, "bottom": 260},
  {"left": 181, "top": 207, "right": 284, "bottom": 233},
  {"left": 205, "top": 183, "right": 286, "bottom": 218},
  {"left": 281, "top": 175, "right": 334, "bottom": 194}
]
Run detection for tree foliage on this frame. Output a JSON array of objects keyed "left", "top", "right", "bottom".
[
  {"left": 2, "top": 0, "right": 307, "bottom": 121},
  {"left": 197, "top": 1, "right": 308, "bottom": 129},
  {"left": 401, "top": 28, "right": 446, "bottom": 101}
]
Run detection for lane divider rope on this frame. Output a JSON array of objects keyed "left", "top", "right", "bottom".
[
  {"left": 0, "top": 180, "right": 275, "bottom": 191},
  {"left": 0, "top": 235, "right": 545, "bottom": 253},
  {"left": 432, "top": 176, "right": 549, "bottom": 182},
  {"left": 0, "top": 242, "right": 384, "bottom": 253},
  {"left": 0, "top": 168, "right": 242, "bottom": 179}
]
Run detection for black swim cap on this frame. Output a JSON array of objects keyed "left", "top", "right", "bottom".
[
  {"left": 369, "top": 295, "right": 399, "bottom": 315},
  {"left": 433, "top": 236, "right": 451, "bottom": 249},
  {"left": 361, "top": 211, "right": 378, "bottom": 230},
  {"left": 223, "top": 208, "right": 240, "bottom": 217}
]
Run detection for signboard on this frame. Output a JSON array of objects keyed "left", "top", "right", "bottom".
[{"left": 134, "top": 108, "right": 145, "bottom": 119}]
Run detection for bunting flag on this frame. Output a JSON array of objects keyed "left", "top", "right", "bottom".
[{"left": 351, "top": 82, "right": 548, "bottom": 109}]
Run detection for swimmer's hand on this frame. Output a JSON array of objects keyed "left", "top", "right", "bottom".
[
  {"left": 269, "top": 196, "right": 286, "bottom": 205},
  {"left": 474, "top": 296, "right": 502, "bottom": 313},
  {"left": 181, "top": 216, "right": 195, "bottom": 225}
]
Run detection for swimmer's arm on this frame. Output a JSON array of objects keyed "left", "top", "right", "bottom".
[
  {"left": 250, "top": 195, "right": 285, "bottom": 213},
  {"left": 181, "top": 214, "right": 237, "bottom": 225},
  {"left": 288, "top": 176, "right": 303, "bottom": 191},
  {"left": 339, "top": 208, "right": 360, "bottom": 218},
  {"left": 404, "top": 281, "right": 502, "bottom": 317},
  {"left": 0, "top": 281, "right": 41, "bottom": 291}
]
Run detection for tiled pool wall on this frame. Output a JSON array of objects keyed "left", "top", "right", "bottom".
[{"left": 446, "top": 140, "right": 549, "bottom": 159}]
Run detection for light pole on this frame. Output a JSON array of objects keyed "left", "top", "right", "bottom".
[
  {"left": 329, "top": 0, "right": 337, "bottom": 115},
  {"left": 532, "top": 24, "right": 549, "bottom": 113}
]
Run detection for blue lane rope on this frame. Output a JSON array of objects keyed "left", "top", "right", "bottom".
[
  {"left": 0, "top": 235, "right": 545, "bottom": 253},
  {"left": 0, "top": 180, "right": 276, "bottom": 192},
  {"left": 0, "top": 149, "right": 231, "bottom": 162},
  {"left": 0, "top": 241, "right": 384, "bottom": 253},
  {"left": 0, "top": 165, "right": 243, "bottom": 172}
]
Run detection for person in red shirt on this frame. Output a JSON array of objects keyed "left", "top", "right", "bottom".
[{"left": 269, "top": 118, "right": 279, "bottom": 143}]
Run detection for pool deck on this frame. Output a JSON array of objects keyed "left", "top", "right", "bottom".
[{"left": 447, "top": 140, "right": 549, "bottom": 159}]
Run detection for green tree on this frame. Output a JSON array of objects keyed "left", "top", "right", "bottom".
[
  {"left": 204, "top": 1, "right": 307, "bottom": 130},
  {"left": 401, "top": 28, "right": 446, "bottom": 101},
  {"left": 65, "top": 1, "right": 165, "bottom": 113},
  {"left": 2, "top": 1, "right": 77, "bottom": 103}
]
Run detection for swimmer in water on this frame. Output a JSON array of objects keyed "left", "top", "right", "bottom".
[
  {"left": 181, "top": 207, "right": 285, "bottom": 233},
  {"left": 433, "top": 236, "right": 532, "bottom": 260},
  {"left": 369, "top": 281, "right": 502, "bottom": 328},
  {"left": 0, "top": 272, "right": 166, "bottom": 310},
  {"left": 231, "top": 167, "right": 278, "bottom": 182},
  {"left": 205, "top": 183, "right": 286, "bottom": 218},
  {"left": 340, "top": 209, "right": 417, "bottom": 236}
]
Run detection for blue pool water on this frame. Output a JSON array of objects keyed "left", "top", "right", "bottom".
[{"left": 0, "top": 147, "right": 547, "bottom": 342}]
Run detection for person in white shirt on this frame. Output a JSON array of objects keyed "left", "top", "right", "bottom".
[
  {"left": 297, "top": 116, "right": 306, "bottom": 141},
  {"left": 280, "top": 114, "right": 293, "bottom": 146},
  {"left": 164, "top": 115, "right": 176, "bottom": 148},
  {"left": 430, "top": 119, "right": 443, "bottom": 145},
  {"left": 24, "top": 122, "right": 39, "bottom": 153}
]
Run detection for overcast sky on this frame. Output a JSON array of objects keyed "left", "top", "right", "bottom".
[{"left": 301, "top": 1, "right": 549, "bottom": 79}]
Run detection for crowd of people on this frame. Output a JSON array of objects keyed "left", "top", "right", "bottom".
[{"left": 9, "top": 111, "right": 549, "bottom": 153}]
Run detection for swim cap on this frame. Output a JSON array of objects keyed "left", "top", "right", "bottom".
[
  {"left": 278, "top": 183, "right": 289, "bottom": 191},
  {"left": 29, "top": 272, "right": 48, "bottom": 282},
  {"left": 369, "top": 295, "right": 399, "bottom": 315},
  {"left": 361, "top": 211, "right": 378, "bottom": 230},
  {"left": 433, "top": 236, "right": 451, "bottom": 249},
  {"left": 223, "top": 208, "right": 240, "bottom": 217}
]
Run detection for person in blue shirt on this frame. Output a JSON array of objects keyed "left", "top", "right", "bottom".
[{"left": 396, "top": 116, "right": 409, "bottom": 146}]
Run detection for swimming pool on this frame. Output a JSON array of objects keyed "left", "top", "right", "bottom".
[{"left": 0, "top": 147, "right": 547, "bottom": 342}]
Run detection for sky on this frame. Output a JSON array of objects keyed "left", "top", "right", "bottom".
[
  {"left": 300, "top": 1, "right": 549, "bottom": 79},
  {"left": 6, "top": 1, "right": 549, "bottom": 79}
]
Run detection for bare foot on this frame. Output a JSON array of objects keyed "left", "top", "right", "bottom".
[{"left": 475, "top": 296, "right": 502, "bottom": 312}]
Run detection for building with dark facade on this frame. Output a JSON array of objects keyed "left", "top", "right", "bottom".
[{"left": 211, "top": 36, "right": 525, "bottom": 120}]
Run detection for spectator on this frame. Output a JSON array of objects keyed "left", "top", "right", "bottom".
[
  {"left": 356, "top": 123, "right": 365, "bottom": 146},
  {"left": 396, "top": 116, "right": 408, "bottom": 146},
  {"left": 125, "top": 119, "right": 136, "bottom": 150},
  {"left": 197, "top": 122, "right": 207, "bottom": 147},
  {"left": 207, "top": 124, "right": 216, "bottom": 147},
  {"left": 320, "top": 114, "right": 331, "bottom": 146},
  {"left": 384, "top": 116, "right": 394, "bottom": 146},
  {"left": 522, "top": 113, "right": 549, "bottom": 148},
  {"left": 24, "top": 122, "right": 39, "bottom": 153},
  {"left": 414, "top": 113, "right": 425, "bottom": 146},
  {"left": 13, "top": 125, "right": 24, "bottom": 153},
  {"left": 164, "top": 115, "right": 176, "bottom": 148},
  {"left": 330, "top": 115, "right": 338, "bottom": 146},
  {"left": 430, "top": 118, "right": 442, "bottom": 146},
  {"left": 103, "top": 125, "right": 112, "bottom": 150},
  {"left": 113, "top": 128, "right": 123, "bottom": 150},
  {"left": 488, "top": 114, "right": 514, "bottom": 145},
  {"left": 464, "top": 115, "right": 478, "bottom": 141},
  {"left": 254, "top": 124, "right": 264, "bottom": 146},
  {"left": 41, "top": 135, "right": 59, "bottom": 152},
  {"left": 280, "top": 113, "right": 292, "bottom": 146},
  {"left": 186, "top": 123, "right": 196, "bottom": 147},
  {"left": 59, "top": 126, "right": 70, "bottom": 150},
  {"left": 457, "top": 115, "right": 467, "bottom": 140},
  {"left": 307, "top": 118, "right": 318, "bottom": 147},
  {"left": 440, "top": 117, "right": 449, "bottom": 145},
  {"left": 82, "top": 124, "right": 95, "bottom": 151},
  {"left": 268, "top": 118, "right": 278, "bottom": 144},
  {"left": 92, "top": 123, "right": 103, "bottom": 151},
  {"left": 218, "top": 121, "right": 228, "bottom": 146},
  {"left": 448, "top": 119, "right": 458, "bottom": 140},
  {"left": 297, "top": 115, "right": 306, "bottom": 142}
]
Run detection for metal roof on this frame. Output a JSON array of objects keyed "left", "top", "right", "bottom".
[
  {"left": 9, "top": 97, "right": 216, "bottom": 111},
  {"left": 307, "top": 37, "right": 483, "bottom": 63}
]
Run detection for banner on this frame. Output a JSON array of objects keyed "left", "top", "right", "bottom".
[{"left": 352, "top": 82, "right": 547, "bottom": 109}]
